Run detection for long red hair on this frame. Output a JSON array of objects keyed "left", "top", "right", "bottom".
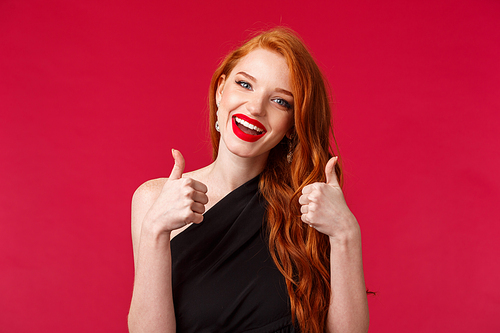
[{"left": 208, "top": 27, "right": 342, "bottom": 333}]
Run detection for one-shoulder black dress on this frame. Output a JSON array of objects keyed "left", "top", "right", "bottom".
[{"left": 170, "top": 175, "right": 298, "bottom": 333}]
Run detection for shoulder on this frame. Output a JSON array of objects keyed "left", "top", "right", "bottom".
[
  {"left": 131, "top": 178, "right": 168, "bottom": 231},
  {"left": 130, "top": 178, "right": 167, "bottom": 241},
  {"left": 132, "top": 178, "right": 167, "bottom": 208},
  {"left": 130, "top": 178, "right": 169, "bottom": 265}
]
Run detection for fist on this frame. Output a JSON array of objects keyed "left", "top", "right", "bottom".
[
  {"left": 146, "top": 149, "right": 209, "bottom": 232},
  {"left": 298, "top": 157, "right": 358, "bottom": 239}
]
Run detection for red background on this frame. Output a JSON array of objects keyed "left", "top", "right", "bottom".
[{"left": 1, "top": 0, "right": 499, "bottom": 332}]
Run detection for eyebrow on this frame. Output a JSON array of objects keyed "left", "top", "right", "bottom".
[
  {"left": 236, "top": 71, "right": 294, "bottom": 98},
  {"left": 237, "top": 71, "right": 256, "bottom": 81},
  {"left": 275, "top": 88, "right": 293, "bottom": 97}
]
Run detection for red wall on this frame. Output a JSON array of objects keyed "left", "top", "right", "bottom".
[{"left": 1, "top": 0, "right": 499, "bottom": 331}]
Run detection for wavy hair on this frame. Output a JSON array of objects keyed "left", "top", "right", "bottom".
[{"left": 208, "top": 27, "right": 342, "bottom": 333}]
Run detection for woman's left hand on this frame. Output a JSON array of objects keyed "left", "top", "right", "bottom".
[{"left": 298, "top": 157, "right": 359, "bottom": 240}]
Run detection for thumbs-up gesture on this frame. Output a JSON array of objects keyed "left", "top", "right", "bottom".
[
  {"left": 298, "top": 157, "right": 358, "bottom": 239},
  {"left": 145, "top": 149, "right": 209, "bottom": 233}
]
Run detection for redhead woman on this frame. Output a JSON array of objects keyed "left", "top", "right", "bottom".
[{"left": 128, "top": 27, "right": 369, "bottom": 333}]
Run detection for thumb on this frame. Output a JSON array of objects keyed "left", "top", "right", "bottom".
[
  {"left": 325, "top": 156, "right": 339, "bottom": 186},
  {"left": 169, "top": 149, "right": 185, "bottom": 180}
]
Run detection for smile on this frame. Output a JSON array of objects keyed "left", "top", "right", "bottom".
[{"left": 232, "top": 114, "right": 267, "bottom": 142}]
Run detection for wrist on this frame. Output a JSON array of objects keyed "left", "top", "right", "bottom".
[
  {"left": 329, "top": 223, "right": 361, "bottom": 249},
  {"left": 142, "top": 217, "right": 172, "bottom": 243}
]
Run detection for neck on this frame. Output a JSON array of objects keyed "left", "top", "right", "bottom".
[{"left": 206, "top": 145, "right": 268, "bottom": 194}]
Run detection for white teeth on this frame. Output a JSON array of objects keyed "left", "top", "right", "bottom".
[{"left": 235, "top": 117, "right": 264, "bottom": 133}]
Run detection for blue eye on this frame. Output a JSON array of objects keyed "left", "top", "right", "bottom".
[
  {"left": 236, "top": 81, "right": 251, "bottom": 90},
  {"left": 273, "top": 98, "right": 292, "bottom": 110}
]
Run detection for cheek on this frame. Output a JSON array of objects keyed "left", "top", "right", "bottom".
[
  {"left": 275, "top": 113, "right": 293, "bottom": 132},
  {"left": 222, "top": 87, "right": 242, "bottom": 106}
]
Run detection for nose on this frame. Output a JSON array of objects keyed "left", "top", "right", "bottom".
[{"left": 246, "top": 93, "right": 266, "bottom": 117}]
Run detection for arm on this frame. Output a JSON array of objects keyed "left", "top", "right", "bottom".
[
  {"left": 299, "top": 157, "right": 369, "bottom": 333},
  {"left": 127, "top": 180, "right": 176, "bottom": 333},
  {"left": 128, "top": 150, "right": 208, "bottom": 333},
  {"left": 326, "top": 222, "right": 369, "bottom": 332}
]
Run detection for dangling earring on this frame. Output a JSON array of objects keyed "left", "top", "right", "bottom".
[
  {"left": 215, "top": 101, "right": 220, "bottom": 132},
  {"left": 286, "top": 132, "right": 295, "bottom": 163}
]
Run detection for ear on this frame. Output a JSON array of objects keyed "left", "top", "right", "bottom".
[{"left": 216, "top": 75, "right": 226, "bottom": 104}]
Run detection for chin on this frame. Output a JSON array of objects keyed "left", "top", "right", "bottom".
[
  {"left": 223, "top": 142, "right": 262, "bottom": 159},
  {"left": 229, "top": 147, "right": 260, "bottom": 159},
  {"left": 220, "top": 134, "right": 276, "bottom": 160}
]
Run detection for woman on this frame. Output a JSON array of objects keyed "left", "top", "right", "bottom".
[{"left": 128, "top": 27, "right": 369, "bottom": 333}]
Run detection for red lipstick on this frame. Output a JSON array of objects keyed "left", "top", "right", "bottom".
[{"left": 232, "top": 114, "right": 267, "bottom": 142}]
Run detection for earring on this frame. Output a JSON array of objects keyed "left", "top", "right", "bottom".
[
  {"left": 286, "top": 132, "right": 295, "bottom": 163},
  {"left": 215, "top": 100, "right": 221, "bottom": 132},
  {"left": 287, "top": 148, "right": 293, "bottom": 163}
]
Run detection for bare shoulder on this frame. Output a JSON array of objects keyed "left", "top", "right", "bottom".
[
  {"left": 130, "top": 178, "right": 169, "bottom": 264},
  {"left": 132, "top": 178, "right": 167, "bottom": 208},
  {"left": 131, "top": 178, "right": 167, "bottom": 234}
]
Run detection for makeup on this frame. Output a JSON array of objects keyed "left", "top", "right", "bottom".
[{"left": 231, "top": 114, "right": 267, "bottom": 142}]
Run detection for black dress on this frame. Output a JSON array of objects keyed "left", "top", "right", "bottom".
[{"left": 171, "top": 175, "right": 298, "bottom": 333}]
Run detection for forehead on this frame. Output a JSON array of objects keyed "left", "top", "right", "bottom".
[{"left": 231, "top": 48, "right": 291, "bottom": 89}]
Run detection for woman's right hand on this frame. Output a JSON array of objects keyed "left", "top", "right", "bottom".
[{"left": 143, "top": 149, "right": 208, "bottom": 234}]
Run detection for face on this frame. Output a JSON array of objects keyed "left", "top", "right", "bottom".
[{"left": 216, "top": 48, "right": 294, "bottom": 160}]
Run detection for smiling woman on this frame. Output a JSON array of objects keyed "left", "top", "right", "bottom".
[
  {"left": 128, "top": 27, "right": 369, "bottom": 333},
  {"left": 216, "top": 48, "right": 294, "bottom": 157}
]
